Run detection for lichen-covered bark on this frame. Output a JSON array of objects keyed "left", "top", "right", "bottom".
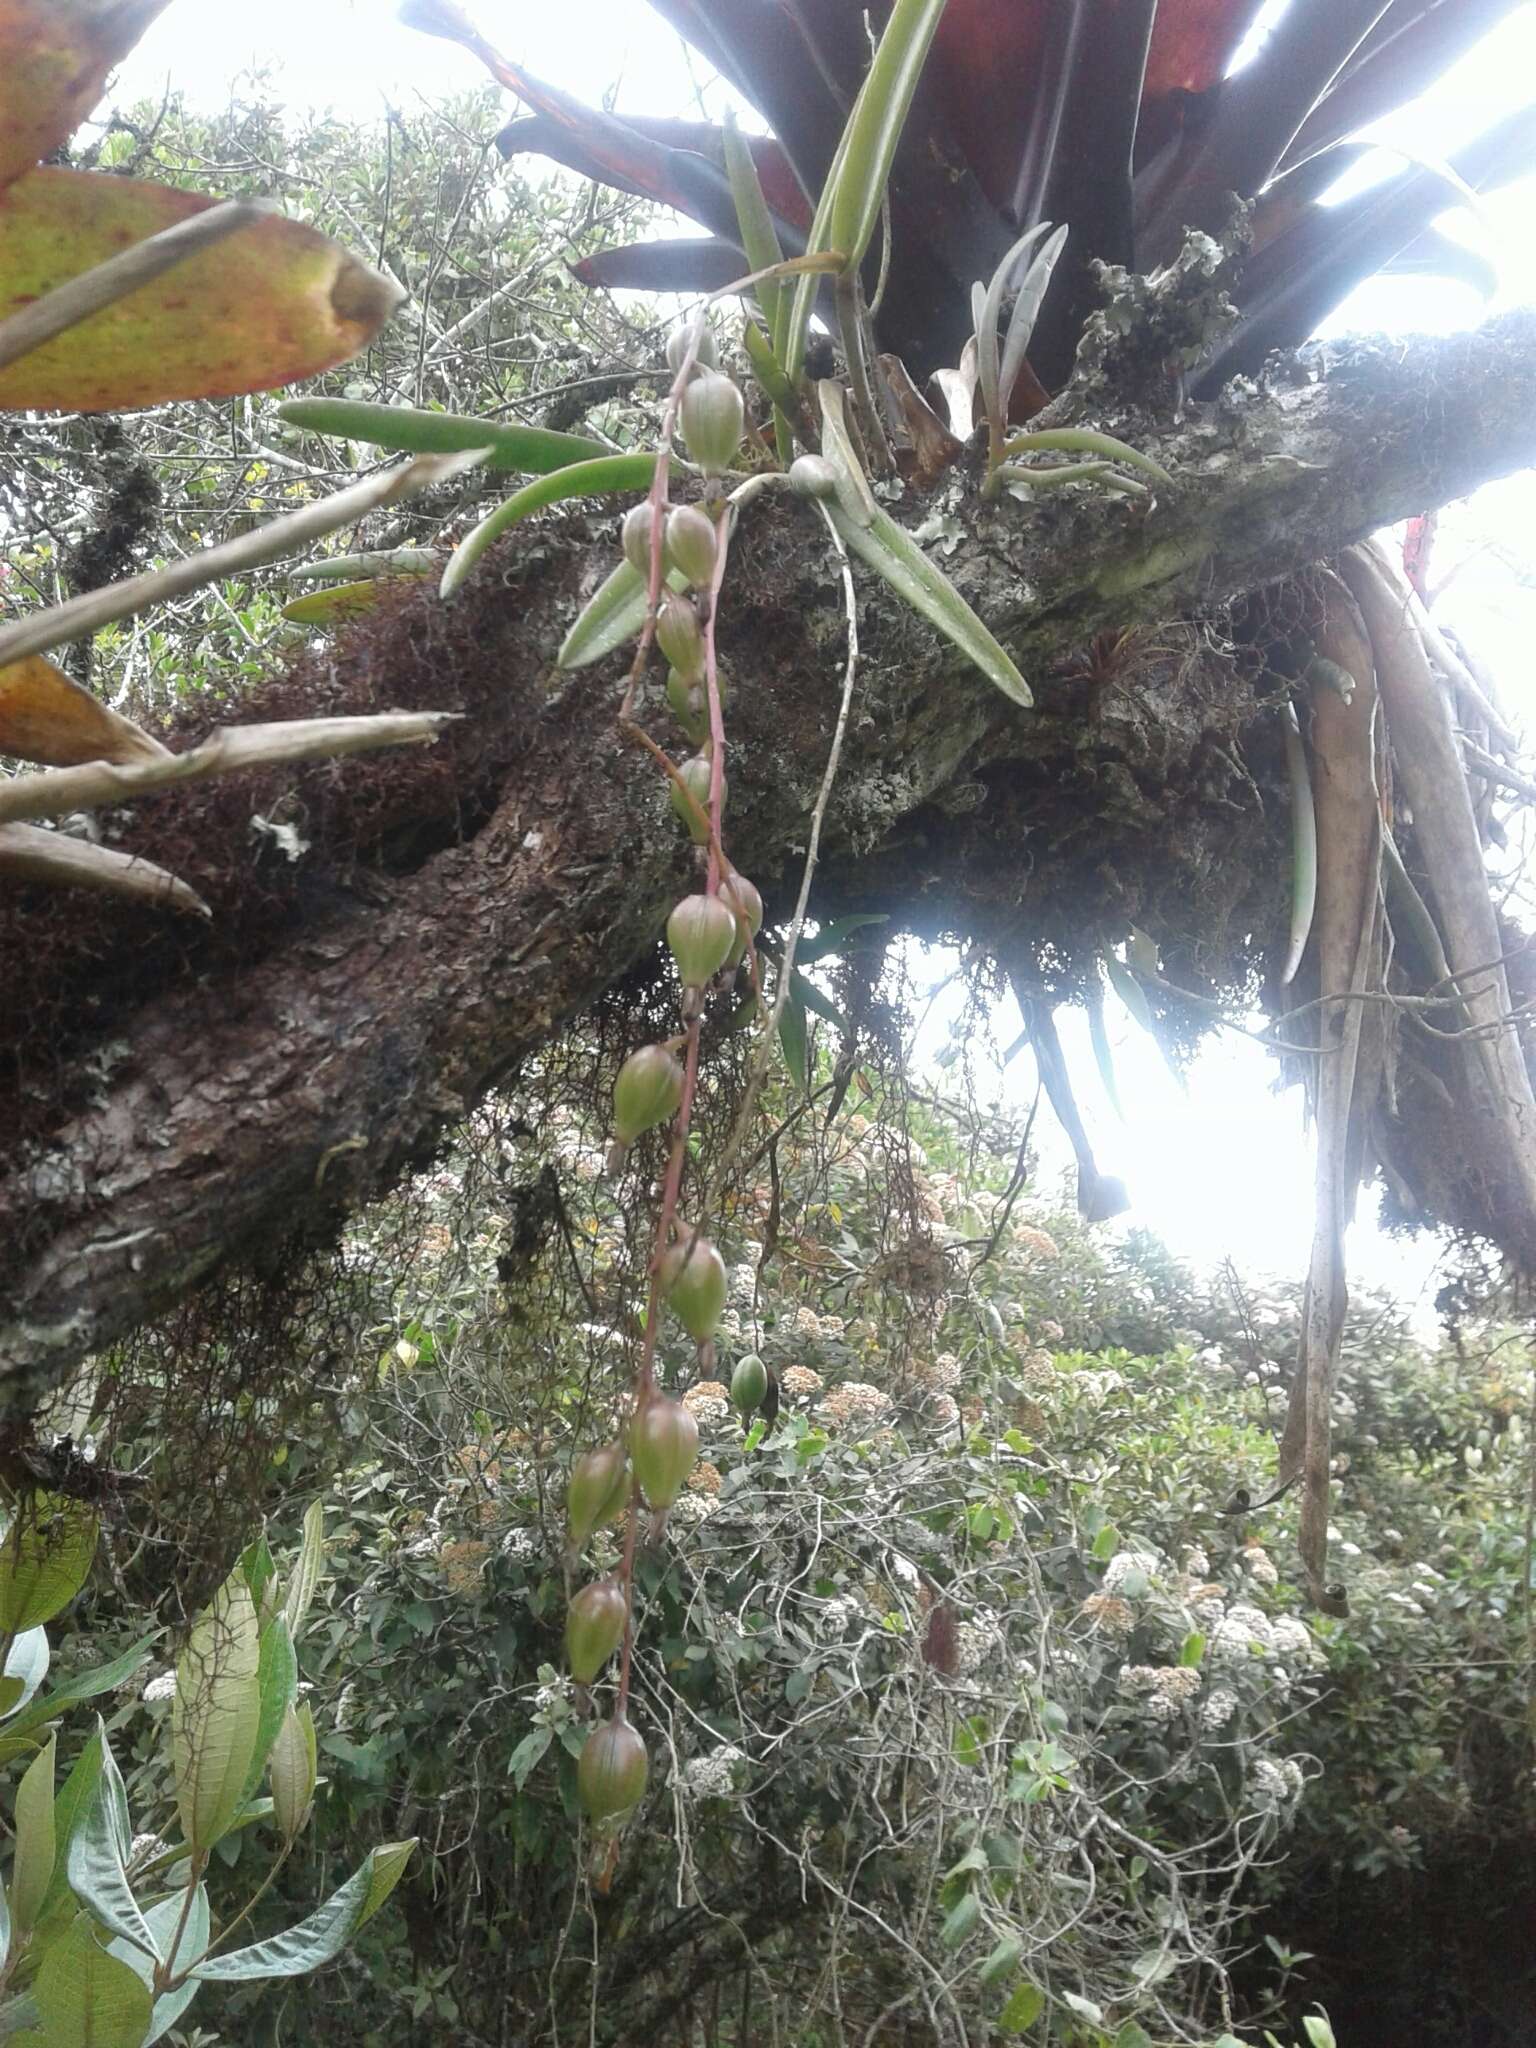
[{"left": 3, "top": 310, "right": 1536, "bottom": 1401}]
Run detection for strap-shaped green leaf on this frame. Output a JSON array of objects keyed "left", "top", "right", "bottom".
[
  {"left": 557, "top": 557, "right": 688, "bottom": 671},
  {"left": 441, "top": 454, "right": 659, "bottom": 598},
  {"left": 277, "top": 396, "right": 604, "bottom": 473},
  {"left": 816, "top": 382, "right": 1030, "bottom": 705},
  {"left": 722, "top": 109, "right": 786, "bottom": 351}
]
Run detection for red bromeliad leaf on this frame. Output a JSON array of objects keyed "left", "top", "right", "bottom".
[
  {"left": 0, "top": 0, "right": 172, "bottom": 194},
  {"left": 573, "top": 237, "right": 751, "bottom": 295},
  {"left": 0, "top": 654, "right": 168, "bottom": 768},
  {"left": 1195, "top": 100, "right": 1536, "bottom": 392},
  {"left": 0, "top": 170, "right": 402, "bottom": 411},
  {"left": 497, "top": 113, "right": 810, "bottom": 230},
  {"left": 1282, "top": 0, "right": 1530, "bottom": 169},
  {"left": 1144, "top": 0, "right": 1263, "bottom": 96}
]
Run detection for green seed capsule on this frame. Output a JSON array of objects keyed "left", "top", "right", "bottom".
[
  {"left": 665, "top": 504, "right": 719, "bottom": 589},
  {"left": 566, "top": 1443, "right": 630, "bottom": 1551},
  {"left": 719, "top": 872, "right": 763, "bottom": 966},
  {"left": 789, "top": 453, "right": 839, "bottom": 500},
  {"left": 671, "top": 755, "right": 724, "bottom": 843},
  {"left": 667, "top": 893, "right": 736, "bottom": 988},
  {"left": 629, "top": 1393, "right": 701, "bottom": 1507},
  {"left": 656, "top": 589, "right": 705, "bottom": 680},
  {"left": 613, "top": 1043, "right": 685, "bottom": 1145},
  {"left": 565, "top": 1576, "right": 628, "bottom": 1683},
  {"left": 680, "top": 371, "right": 744, "bottom": 477},
  {"left": 621, "top": 501, "right": 661, "bottom": 577},
  {"left": 658, "top": 1230, "right": 728, "bottom": 1344},
  {"left": 666, "top": 322, "right": 718, "bottom": 376},
  {"left": 731, "top": 1354, "right": 768, "bottom": 1417},
  {"left": 578, "top": 1714, "right": 649, "bottom": 1822}
]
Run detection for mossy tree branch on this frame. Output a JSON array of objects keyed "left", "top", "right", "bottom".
[{"left": 3, "top": 311, "right": 1536, "bottom": 1400}]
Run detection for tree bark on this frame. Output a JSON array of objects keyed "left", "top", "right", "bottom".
[{"left": 4, "top": 311, "right": 1536, "bottom": 1402}]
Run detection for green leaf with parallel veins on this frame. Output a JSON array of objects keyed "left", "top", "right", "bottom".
[
  {"left": 0, "top": 1498, "right": 96, "bottom": 1634},
  {"left": 108, "top": 1887, "right": 210, "bottom": 2046},
  {"left": 268, "top": 1700, "right": 317, "bottom": 1840},
  {"left": 826, "top": 0, "right": 948, "bottom": 278},
  {"left": 722, "top": 109, "right": 785, "bottom": 349},
  {"left": 18, "top": 1912, "right": 151, "bottom": 2048},
  {"left": 282, "top": 1499, "right": 326, "bottom": 1641},
  {"left": 277, "top": 397, "right": 604, "bottom": 473},
  {"left": 557, "top": 558, "right": 687, "bottom": 671},
  {"left": 778, "top": 990, "right": 809, "bottom": 1096},
  {"left": 66, "top": 1733, "right": 160, "bottom": 1962},
  {"left": 171, "top": 1576, "right": 262, "bottom": 1853},
  {"left": 191, "top": 1843, "right": 412, "bottom": 1981},
  {"left": 11, "top": 1733, "right": 55, "bottom": 1937},
  {"left": 282, "top": 579, "right": 406, "bottom": 626},
  {"left": 240, "top": 1616, "right": 297, "bottom": 1807},
  {"left": 357, "top": 1839, "right": 416, "bottom": 1929}
]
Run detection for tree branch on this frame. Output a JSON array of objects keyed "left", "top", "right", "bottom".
[{"left": 3, "top": 311, "right": 1536, "bottom": 1400}]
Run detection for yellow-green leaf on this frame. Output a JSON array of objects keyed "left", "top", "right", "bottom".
[
  {"left": 17, "top": 1910, "right": 151, "bottom": 2048},
  {"left": 0, "top": 655, "right": 168, "bottom": 768},
  {"left": 0, "top": 2, "right": 171, "bottom": 195},
  {"left": 171, "top": 1574, "right": 262, "bottom": 1852},
  {"left": 281, "top": 1499, "right": 326, "bottom": 1639},
  {"left": 357, "top": 1839, "right": 417, "bottom": 1929},
  {"left": 11, "top": 1732, "right": 55, "bottom": 1937},
  {"left": 268, "top": 1700, "right": 317, "bottom": 1841},
  {"left": 0, "top": 1499, "right": 97, "bottom": 1635},
  {"left": 281, "top": 579, "right": 407, "bottom": 627},
  {"left": 0, "top": 170, "right": 400, "bottom": 413}
]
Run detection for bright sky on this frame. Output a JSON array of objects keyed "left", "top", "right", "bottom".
[{"left": 103, "top": 3, "right": 1536, "bottom": 1301}]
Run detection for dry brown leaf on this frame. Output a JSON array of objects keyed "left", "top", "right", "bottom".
[
  {"left": 0, "top": 822, "right": 208, "bottom": 915},
  {"left": 0, "top": 654, "right": 168, "bottom": 768}
]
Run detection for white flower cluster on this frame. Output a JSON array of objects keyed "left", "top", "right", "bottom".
[
  {"left": 917, "top": 1352, "right": 963, "bottom": 1391},
  {"left": 500, "top": 1526, "right": 541, "bottom": 1563},
  {"left": 682, "top": 1382, "right": 731, "bottom": 1428},
  {"left": 1210, "top": 1602, "right": 1274, "bottom": 1664},
  {"left": 817, "top": 1381, "right": 892, "bottom": 1429},
  {"left": 681, "top": 1743, "right": 745, "bottom": 1798},
  {"left": 1073, "top": 1370, "right": 1126, "bottom": 1400},
  {"left": 1102, "top": 1549, "right": 1161, "bottom": 1597},
  {"left": 792, "top": 1305, "right": 826, "bottom": 1338},
  {"left": 533, "top": 1676, "right": 569, "bottom": 1710},
  {"left": 1183, "top": 1548, "right": 1210, "bottom": 1579},
  {"left": 716, "top": 1307, "right": 743, "bottom": 1340},
  {"left": 127, "top": 1833, "right": 168, "bottom": 1872},
  {"left": 1241, "top": 1545, "right": 1280, "bottom": 1588},
  {"left": 1119, "top": 1664, "right": 1201, "bottom": 1704},
  {"left": 926, "top": 1392, "right": 961, "bottom": 1432},
  {"left": 729, "top": 1263, "right": 758, "bottom": 1307},
  {"left": 141, "top": 1669, "right": 177, "bottom": 1704},
  {"left": 1200, "top": 1687, "right": 1238, "bottom": 1733},
  {"left": 1269, "top": 1615, "right": 1315, "bottom": 1662},
  {"left": 1250, "top": 1756, "right": 1305, "bottom": 1808},
  {"left": 781, "top": 1365, "right": 825, "bottom": 1398},
  {"left": 672, "top": 1490, "right": 717, "bottom": 1527}
]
